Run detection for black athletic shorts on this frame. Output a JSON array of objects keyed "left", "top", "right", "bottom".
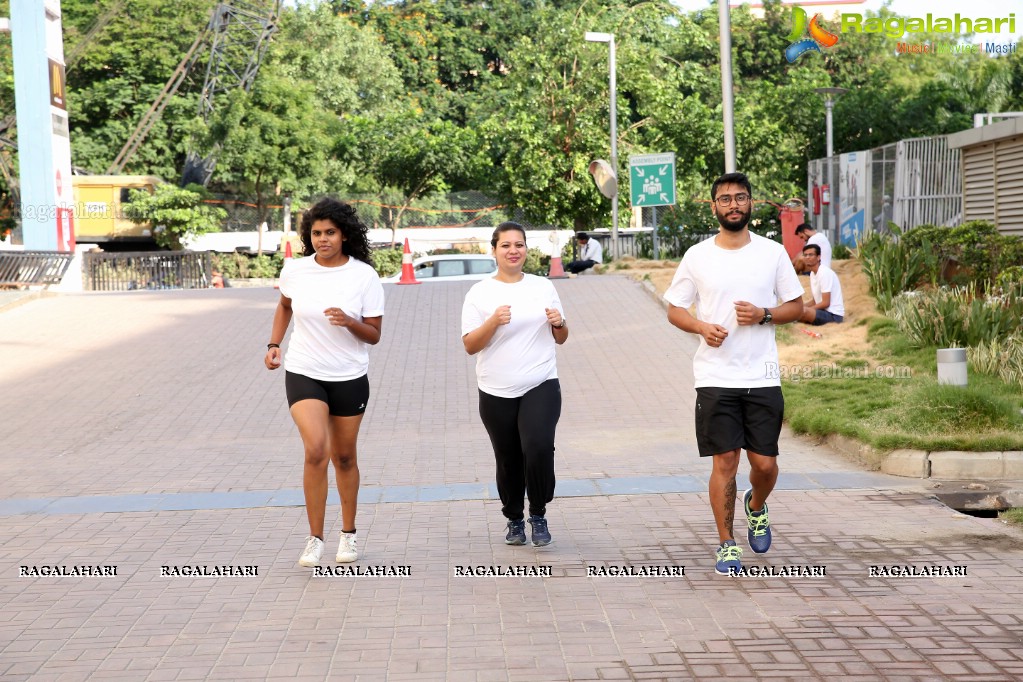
[
  {"left": 285, "top": 371, "right": 370, "bottom": 417},
  {"left": 694, "top": 386, "right": 784, "bottom": 457}
]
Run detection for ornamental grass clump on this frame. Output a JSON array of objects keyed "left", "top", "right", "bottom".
[
  {"left": 857, "top": 227, "right": 937, "bottom": 311},
  {"left": 970, "top": 334, "right": 1023, "bottom": 388},
  {"left": 889, "top": 282, "right": 1023, "bottom": 348}
]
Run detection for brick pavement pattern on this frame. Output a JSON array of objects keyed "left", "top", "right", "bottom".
[{"left": 1, "top": 277, "right": 1022, "bottom": 680}]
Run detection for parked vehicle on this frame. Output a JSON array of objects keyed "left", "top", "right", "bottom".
[
  {"left": 72, "top": 175, "right": 161, "bottom": 245},
  {"left": 381, "top": 254, "right": 497, "bottom": 282}
]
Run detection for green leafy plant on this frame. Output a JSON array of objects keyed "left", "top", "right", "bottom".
[
  {"left": 211, "top": 252, "right": 287, "bottom": 278},
  {"left": 522, "top": 248, "right": 548, "bottom": 276},
  {"left": 889, "top": 282, "right": 1023, "bottom": 348},
  {"left": 997, "top": 265, "right": 1023, "bottom": 287},
  {"left": 370, "top": 247, "right": 404, "bottom": 277},
  {"left": 857, "top": 225, "right": 937, "bottom": 310},
  {"left": 124, "top": 184, "right": 227, "bottom": 250},
  {"left": 832, "top": 243, "right": 852, "bottom": 260},
  {"left": 970, "top": 334, "right": 1023, "bottom": 388}
]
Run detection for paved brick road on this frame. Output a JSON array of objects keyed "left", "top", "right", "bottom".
[{"left": 1, "top": 277, "right": 1021, "bottom": 680}]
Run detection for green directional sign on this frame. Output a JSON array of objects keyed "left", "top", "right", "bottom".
[{"left": 629, "top": 153, "right": 676, "bottom": 207}]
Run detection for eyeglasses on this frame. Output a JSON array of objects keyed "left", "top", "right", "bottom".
[{"left": 714, "top": 193, "right": 750, "bottom": 206}]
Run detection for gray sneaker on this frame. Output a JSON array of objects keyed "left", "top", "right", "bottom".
[
  {"left": 505, "top": 519, "right": 527, "bottom": 545},
  {"left": 527, "top": 515, "right": 551, "bottom": 547}
]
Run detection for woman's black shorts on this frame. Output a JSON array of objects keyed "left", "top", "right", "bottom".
[{"left": 285, "top": 371, "right": 370, "bottom": 417}]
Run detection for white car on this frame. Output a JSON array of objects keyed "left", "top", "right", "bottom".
[{"left": 381, "top": 254, "right": 497, "bottom": 282}]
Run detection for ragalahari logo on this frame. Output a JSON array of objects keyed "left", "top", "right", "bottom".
[{"left": 785, "top": 6, "right": 840, "bottom": 62}]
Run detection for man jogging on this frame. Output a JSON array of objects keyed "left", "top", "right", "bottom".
[{"left": 665, "top": 172, "right": 804, "bottom": 575}]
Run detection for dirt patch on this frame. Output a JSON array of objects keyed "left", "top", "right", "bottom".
[{"left": 611, "top": 256, "right": 879, "bottom": 367}]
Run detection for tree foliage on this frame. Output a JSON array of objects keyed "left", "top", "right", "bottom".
[
  {"left": 123, "top": 184, "right": 227, "bottom": 250},
  {"left": 0, "top": 0, "right": 1019, "bottom": 237}
]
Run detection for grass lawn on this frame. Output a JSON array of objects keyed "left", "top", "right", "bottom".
[
  {"left": 782, "top": 316, "right": 1023, "bottom": 452},
  {"left": 1001, "top": 508, "right": 1023, "bottom": 529}
]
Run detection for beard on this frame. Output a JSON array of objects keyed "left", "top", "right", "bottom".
[{"left": 717, "top": 207, "right": 751, "bottom": 232}]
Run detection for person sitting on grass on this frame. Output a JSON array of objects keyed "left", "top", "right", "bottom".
[{"left": 798, "top": 243, "right": 844, "bottom": 326}]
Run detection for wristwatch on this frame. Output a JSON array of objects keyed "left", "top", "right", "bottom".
[
  {"left": 554, "top": 317, "right": 567, "bottom": 329},
  {"left": 758, "top": 308, "right": 773, "bottom": 325}
]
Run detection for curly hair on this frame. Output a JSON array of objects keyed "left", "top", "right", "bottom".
[{"left": 299, "top": 198, "right": 373, "bottom": 265}]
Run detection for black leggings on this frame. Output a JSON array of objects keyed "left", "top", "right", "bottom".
[{"left": 478, "top": 379, "right": 561, "bottom": 520}]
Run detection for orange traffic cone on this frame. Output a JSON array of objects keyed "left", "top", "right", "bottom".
[
  {"left": 548, "top": 255, "right": 568, "bottom": 279},
  {"left": 396, "top": 238, "right": 420, "bottom": 285},
  {"left": 274, "top": 240, "right": 294, "bottom": 290}
]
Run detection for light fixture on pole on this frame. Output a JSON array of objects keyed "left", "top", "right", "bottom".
[
  {"left": 584, "top": 31, "right": 619, "bottom": 259},
  {"left": 813, "top": 87, "right": 848, "bottom": 241},
  {"left": 813, "top": 87, "right": 848, "bottom": 159}
]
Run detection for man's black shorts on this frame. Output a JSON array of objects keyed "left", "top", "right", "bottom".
[
  {"left": 285, "top": 371, "right": 369, "bottom": 417},
  {"left": 694, "top": 386, "right": 784, "bottom": 457}
]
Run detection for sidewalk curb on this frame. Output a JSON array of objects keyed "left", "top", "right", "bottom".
[
  {"left": 634, "top": 274, "right": 1023, "bottom": 486},
  {"left": 0, "top": 289, "right": 54, "bottom": 314},
  {"left": 880, "top": 448, "right": 1023, "bottom": 480}
]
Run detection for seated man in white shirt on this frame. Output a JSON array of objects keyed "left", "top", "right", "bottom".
[
  {"left": 798, "top": 243, "right": 844, "bottom": 325},
  {"left": 566, "top": 232, "right": 603, "bottom": 274},
  {"left": 794, "top": 223, "right": 832, "bottom": 269}
]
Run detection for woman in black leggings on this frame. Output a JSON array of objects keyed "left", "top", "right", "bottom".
[{"left": 461, "top": 223, "right": 568, "bottom": 546}]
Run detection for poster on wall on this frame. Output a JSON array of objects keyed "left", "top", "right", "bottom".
[{"left": 839, "top": 152, "right": 867, "bottom": 247}]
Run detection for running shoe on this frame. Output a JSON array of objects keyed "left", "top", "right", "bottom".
[
  {"left": 299, "top": 536, "right": 324, "bottom": 567},
  {"left": 743, "top": 488, "right": 772, "bottom": 553},
  {"left": 336, "top": 531, "right": 358, "bottom": 563},
  {"left": 715, "top": 540, "right": 743, "bottom": 575},
  {"left": 527, "top": 515, "right": 552, "bottom": 547},
  {"left": 505, "top": 519, "right": 527, "bottom": 545}
]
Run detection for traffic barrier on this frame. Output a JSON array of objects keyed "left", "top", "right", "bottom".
[{"left": 396, "top": 238, "right": 420, "bottom": 285}]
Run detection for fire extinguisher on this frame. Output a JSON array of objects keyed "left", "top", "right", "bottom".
[
  {"left": 812, "top": 184, "right": 821, "bottom": 215},
  {"left": 821, "top": 184, "right": 831, "bottom": 206}
]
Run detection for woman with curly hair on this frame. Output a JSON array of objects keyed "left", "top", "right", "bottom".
[{"left": 264, "top": 198, "right": 384, "bottom": 567}]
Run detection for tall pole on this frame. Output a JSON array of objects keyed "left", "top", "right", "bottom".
[
  {"left": 813, "top": 87, "right": 847, "bottom": 243},
  {"left": 609, "top": 35, "right": 619, "bottom": 259},
  {"left": 718, "top": 0, "right": 736, "bottom": 173},
  {"left": 824, "top": 97, "right": 834, "bottom": 158}
]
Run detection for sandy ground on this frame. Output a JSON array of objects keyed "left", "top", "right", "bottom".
[{"left": 604, "top": 256, "right": 878, "bottom": 366}]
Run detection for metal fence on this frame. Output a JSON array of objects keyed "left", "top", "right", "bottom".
[
  {"left": 83, "top": 250, "right": 212, "bottom": 291},
  {"left": 0, "top": 250, "right": 73, "bottom": 287},
  {"left": 206, "top": 191, "right": 555, "bottom": 233},
  {"left": 808, "top": 134, "right": 962, "bottom": 245}
]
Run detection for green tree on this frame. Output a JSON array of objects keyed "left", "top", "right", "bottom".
[
  {"left": 201, "top": 76, "right": 335, "bottom": 237},
  {"left": 124, "top": 183, "right": 227, "bottom": 250}
]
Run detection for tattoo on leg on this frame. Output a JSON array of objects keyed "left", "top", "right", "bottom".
[{"left": 724, "top": 477, "right": 737, "bottom": 538}]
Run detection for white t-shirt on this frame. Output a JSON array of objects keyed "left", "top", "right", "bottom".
[
  {"left": 581, "top": 239, "right": 603, "bottom": 263},
  {"left": 279, "top": 255, "right": 386, "bottom": 381},
  {"left": 810, "top": 265, "right": 844, "bottom": 316},
  {"left": 807, "top": 233, "right": 832, "bottom": 269},
  {"left": 461, "top": 274, "right": 564, "bottom": 398},
  {"left": 665, "top": 233, "right": 804, "bottom": 388}
]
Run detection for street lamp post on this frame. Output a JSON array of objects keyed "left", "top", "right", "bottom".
[
  {"left": 813, "top": 87, "right": 848, "bottom": 241},
  {"left": 584, "top": 31, "right": 619, "bottom": 260}
]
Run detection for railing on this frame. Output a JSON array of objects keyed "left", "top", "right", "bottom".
[
  {"left": 83, "top": 250, "right": 212, "bottom": 291},
  {"left": 0, "top": 251, "right": 73, "bottom": 288}
]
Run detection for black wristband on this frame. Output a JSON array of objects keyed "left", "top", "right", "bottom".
[{"left": 267, "top": 343, "right": 280, "bottom": 350}]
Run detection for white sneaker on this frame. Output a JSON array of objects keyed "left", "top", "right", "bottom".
[
  {"left": 298, "top": 536, "right": 324, "bottom": 567},
  {"left": 336, "top": 531, "right": 358, "bottom": 563}
]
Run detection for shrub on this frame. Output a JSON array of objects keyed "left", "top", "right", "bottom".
[
  {"left": 970, "top": 334, "right": 1023, "bottom": 388},
  {"left": 889, "top": 281, "right": 1023, "bottom": 348},
  {"left": 857, "top": 226, "right": 937, "bottom": 310},
  {"left": 523, "top": 248, "right": 548, "bottom": 275},
  {"left": 211, "top": 252, "right": 286, "bottom": 279},
  {"left": 123, "top": 184, "right": 227, "bottom": 250},
  {"left": 370, "top": 247, "right": 403, "bottom": 277},
  {"left": 832, "top": 243, "right": 851, "bottom": 260},
  {"left": 996, "top": 265, "right": 1023, "bottom": 287}
]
